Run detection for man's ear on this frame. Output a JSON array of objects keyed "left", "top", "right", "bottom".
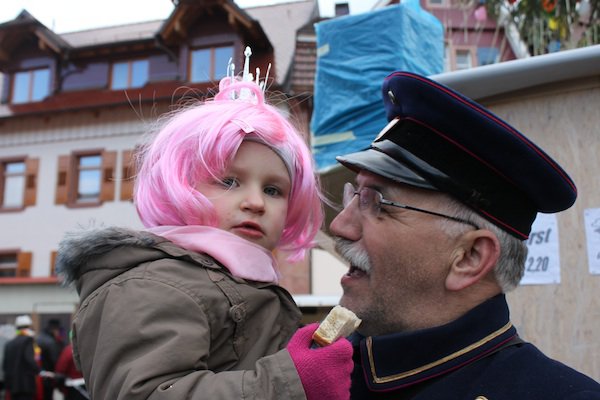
[{"left": 445, "top": 230, "right": 501, "bottom": 291}]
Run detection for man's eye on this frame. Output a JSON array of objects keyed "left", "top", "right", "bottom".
[
  {"left": 264, "top": 186, "right": 281, "bottom": 196},
  {"left": 220, "top": 177, "right": 238, "bottom": 188}
]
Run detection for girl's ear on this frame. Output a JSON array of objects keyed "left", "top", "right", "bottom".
[{"left": 446, "top": 230, "right": 501, "bottom": 291}]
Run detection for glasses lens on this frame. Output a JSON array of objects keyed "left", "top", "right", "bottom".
[
  {"left": 343, "top": 183, "right": 356, "bottom": 208},
  {"left": 342, "top": 183, "right": 382, "bottom": 216},
  {"left": 359, "top": 187, "right": 380, "bottom": 216}
]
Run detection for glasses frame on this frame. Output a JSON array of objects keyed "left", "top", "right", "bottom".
[{"left": 343, "top": 182, "right": 479, "bottom": 229}]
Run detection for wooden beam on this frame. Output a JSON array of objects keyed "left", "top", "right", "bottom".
[
  {"left": 0, "top": 47, "right": 10, "bottom": 62},
  {"left": 222, "top": 3, "right": 253, "bottom": 30},
  {"left": 34, "top": 29, "right": 61, "bottom": 54}
]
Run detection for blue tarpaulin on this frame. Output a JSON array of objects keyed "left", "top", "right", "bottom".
[{"left": 311, "top": 1, "right": 444, "bottom": 171}]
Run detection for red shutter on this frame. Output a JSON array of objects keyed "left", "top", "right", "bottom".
[
  {"left": 100, "top": 150, "right": 117, "bottom": 202},
  {"left": 50, "top": 250, "right": 57, "bottom": 276},
  {"left": 55, "top": 155, "right": 71, "bottom": 205},
  {"left": 24, "top": 157, "right": 39, "bottom": 207},
  {"left": 16, "top": 251, "right": 32, "bottom": 277},
  {"left": 120, "top": 150, "right": 135, "bottom": 201}
]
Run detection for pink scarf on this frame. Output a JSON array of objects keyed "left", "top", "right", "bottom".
[{"left": 146, "top": 225, "right": 280, "bottom": 284}]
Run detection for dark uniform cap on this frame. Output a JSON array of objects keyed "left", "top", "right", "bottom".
[{"left": 336, "top": 71, "right": 577, "bottom": 239}]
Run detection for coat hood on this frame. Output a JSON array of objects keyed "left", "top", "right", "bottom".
[{"left": 56, "top": 227, "right": 170, "bottom": 296}]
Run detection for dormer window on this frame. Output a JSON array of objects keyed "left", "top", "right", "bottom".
[
  {"left": 111, "top": 59, "right": 149, "bottom": 90},
  {"left": 190, "top": 45, "right": 233, "bottom": 83},
  {"left": 11, "top": 68, "right": 50, "bottom": 104}
]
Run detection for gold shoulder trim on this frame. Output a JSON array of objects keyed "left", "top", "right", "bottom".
[{"left": 368, "top": 321, "right": 513, "bottom": 384}]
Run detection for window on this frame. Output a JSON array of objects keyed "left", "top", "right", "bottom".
[
  {"left": 55, "top": 150, "right": 116, "bottom": 207},
  {"left": 111, "top": 59, "right": 149, "bottom": 90},
  {"left": 443, "top": 42, "right": 451, "bottom": 72},
  {"left": 190, "top": 45, "right": 233, "bottom": 83},
  {"left": 2, "top": 161, "right": 25, "bottom": 208},
  {"left": 426, "top": 0, "right": 449, "bottom": 7},
  {"left": 477, "top": 47, "right": 500, "bottom": 66},
  {"left": 0, "top": 252, "right": 17, "bottom": 277},
  {"left": 77, "top": 154, "right": 102, "bottom": 203},
  {"left": 454, "top": 48, "right": 475, "bottom": 70},
  {"left": 11, "top": 68, "right": 50, "bottom": 104},
  {"left": 1, "top": 158, "right": 38, "bottom": 210},
  {"left": 0, "top": 250, "right": 32, "bottom": 278}
]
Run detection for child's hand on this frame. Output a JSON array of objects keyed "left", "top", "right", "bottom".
[{"left": 286, "top": 323, "right": 353, "bottom": 400}]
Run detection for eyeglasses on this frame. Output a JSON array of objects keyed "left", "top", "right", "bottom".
[{"left": 343, "top": 182, "right": 479, "bottom": 229}]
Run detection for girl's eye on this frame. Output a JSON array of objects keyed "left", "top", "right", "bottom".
[
  {"left": 220, "top": 177, "right": 238, "bottom": 188},
  {"left": 264, "top": 186, "right": 281, "bottom": 197}
]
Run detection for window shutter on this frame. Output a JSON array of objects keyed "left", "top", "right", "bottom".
[
  {"left": 50, "top": 250, "right": 57, "bottom": 276},
  {"left": 16, "top": 251, "right": 32, "bottom": 277},
  {"left": 100, "top": 150, "right": 117, "bottom": 202},
  {"left": 1, "top": 74, "right": 9, "bottom": 104},
  {"left": 120, "top": 150, "right": 135, "bottom": 201},
  {"left": 55, "top": 155, "right": 71, "bottom": 205},
  {"left": 24, "top": 157, "right": 39, "bottom": 207}
]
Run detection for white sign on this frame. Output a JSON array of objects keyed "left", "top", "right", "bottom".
[
  {"left": 583, "top": 208, "right": 600, "bottom": 275},
  {"left": 521, "top": 213, "right": 560, "bottom": 285}
]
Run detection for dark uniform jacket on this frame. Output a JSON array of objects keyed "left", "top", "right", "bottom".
[
  {"left": 349, "top": 294, "right": 600, "bottom": 399},
  {"left": 2, "top": 334, "right": 39, "bottom": 395}
]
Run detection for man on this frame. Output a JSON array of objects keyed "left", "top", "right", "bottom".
[
  {"left": 330, "top": 71, "right": 600, "bottom": 399},
  {"left": 2, "top": 315, "right": 40, "bottom": 400}
]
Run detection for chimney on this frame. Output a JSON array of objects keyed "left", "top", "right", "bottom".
[{"left": 335, "top": 2, "right": 350, "bottom": 16}]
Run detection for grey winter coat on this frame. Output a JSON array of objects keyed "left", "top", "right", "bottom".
[{"left": 57, "top": 227, "right": 306, "bottom": 400}]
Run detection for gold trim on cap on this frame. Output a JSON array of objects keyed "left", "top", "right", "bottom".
[{"left": 367, "top": 322, "right": 513, "bottom": 384}]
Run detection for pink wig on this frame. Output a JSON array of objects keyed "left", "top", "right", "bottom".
[{"left": 134, "top": 79, "right": 324, "bottom": 261}]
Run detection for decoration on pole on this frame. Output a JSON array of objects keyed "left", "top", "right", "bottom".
[
  {"left": 475, "top": 3, "right": 489, "bottom": 21},
  {"left": 484, "top": 0, "right": 598, "bottom": 55}
]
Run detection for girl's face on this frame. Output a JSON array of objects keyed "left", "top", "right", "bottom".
[{"left": 196, "top": 141, "right": 291, "bottom": 251}]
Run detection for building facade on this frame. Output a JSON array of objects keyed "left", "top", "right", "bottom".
[{"left": 0, "top": 0, "right": 346, "bottom": 332}]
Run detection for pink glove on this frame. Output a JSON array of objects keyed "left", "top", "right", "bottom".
[{"left": 287, "top": 323, "right": 353, "bottom": 400}]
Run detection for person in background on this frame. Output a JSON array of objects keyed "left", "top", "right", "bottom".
[
  {"left": 0, "top": 325, "right": 9, "bottom": 400},
  {"left": 36, "top": 319, "right": 65, "bottom": 400},
  {"left": 54, "top": 338, "right": 87, "bottom": 400},
  {"left": 2, "top": 315, "right": 40, "bottom": 400},
  {"left": 56, "top": 49, "right": 352, "bottom": 400},
  {"left": 330, "top": 71, "right": 600, "bottom": 399}
]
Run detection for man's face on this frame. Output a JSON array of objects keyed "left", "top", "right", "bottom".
[{"left": 330, "top": 171, "right": 459, "bottom": 336}]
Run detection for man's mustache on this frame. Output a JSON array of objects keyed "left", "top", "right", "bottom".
[{"left": 334, "top": 237, "right": 371, "bottom": 274}]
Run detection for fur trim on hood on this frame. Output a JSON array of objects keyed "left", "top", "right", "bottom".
[{"left": 56, "top": 226, "right": 157, "bottom": 286}]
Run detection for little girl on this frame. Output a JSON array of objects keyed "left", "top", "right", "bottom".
[{"left": 56, "top": 56, "right": 352, "bottom": 400}]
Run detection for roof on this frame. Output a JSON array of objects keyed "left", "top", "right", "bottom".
[
  {"left": 0, "top": 10, "right": 71, "bottom": 62},
  {"left": 285, "top": 15, "right": 328, "bottom": 94},
  {"left": 60, "top": 20, "right": 163, "bottom": 48},
  {"left": 245, "top": 0, "right": 317, "bottom": 86},
  {"left": 1, "top": 1, "right": 315, "bottom": 86}
]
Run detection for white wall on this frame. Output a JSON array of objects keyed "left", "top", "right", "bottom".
[
  {"left": 311, "top": 248, "right": 346, "bottom": 297},
  {"left": 0, "top": 108, "right": 148, "bottom": 276}
]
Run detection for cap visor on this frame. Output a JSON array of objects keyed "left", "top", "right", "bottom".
[{"left": 336, "top": 148, "right": 437, "bottom": 191}]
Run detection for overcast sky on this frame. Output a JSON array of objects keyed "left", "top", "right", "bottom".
[{"left": 0, "top": 0, "right": 378, "bottom": 33}]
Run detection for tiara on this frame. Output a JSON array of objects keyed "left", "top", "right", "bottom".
[{"left": 223, "top": 46, "right": 271, "bottom": 102}]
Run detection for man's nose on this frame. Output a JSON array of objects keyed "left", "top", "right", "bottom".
[{"left": 330, "top": 200, "right": 361, "bottom": 242}]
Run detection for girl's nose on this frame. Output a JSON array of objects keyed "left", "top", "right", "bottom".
[{"left": 241, "top": 188, "right": 265, "bottom": 214}]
